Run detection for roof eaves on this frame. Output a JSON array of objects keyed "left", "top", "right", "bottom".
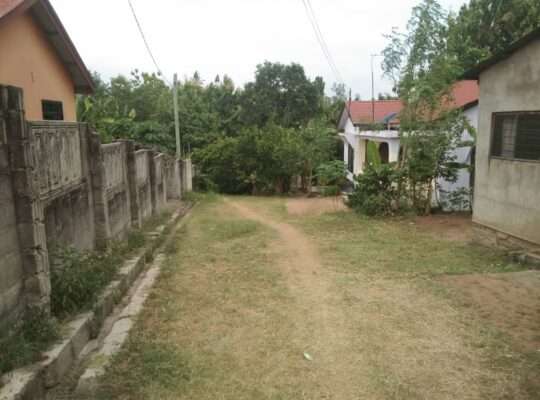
[
  {"left": 32, "top": 0, "right": 94, "bottom": 94},
  {"left": 0, "top": 0, "right": 36, "bottom": 24}
]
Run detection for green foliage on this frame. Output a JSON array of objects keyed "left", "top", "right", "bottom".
[
  {"left": 78, "top": 62, "right": 342, "bottom": 195},
  {"left": 0, "top": 307, "right": 59, "bottom": 374},
  {"left": 194, "top": 120, "right": 337, "bottom": 194},
  {"left": 321, "top": 185, "right": 341, "bottom": 197},
  {"left": 50, "top": 227, "right": 148, "bottom": 317},
  {"left": 50, "top": 247, "right": 121, "bottom": 317},
  {"left": 379, "top": 0, "right": 479, "bottom": 214},
  {"left": 240, "top": 62, "right": 325, "bottom": 128},
  {"left": 440, "top": 187, "right": 473, "bottom": 211},
  {"left": 366, "top": 141, "right": 382, "bottom": 167},
  {"left": 348, "top": 164, "right": 404, "bottom": 216},
  {"left": 447, "top": 0, "right": 540, "bottom": 72},
  {"left": 316, "top": 161, "right": 347, "bottom": 186}
]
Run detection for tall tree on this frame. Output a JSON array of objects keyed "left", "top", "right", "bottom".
[
  {"left": 239, "top": 62, "right": 325, "bottom": 128},
  {"left": 448, "top": 0, "right": 540, "bottom": 72},
  {"left": 381, "top": 0, "right": 467, "bottom": 214}
]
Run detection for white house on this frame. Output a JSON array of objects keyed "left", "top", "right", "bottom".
[
  {"left": 464, "top": 27, "right": 540, "bottom": 250},
  {"left": 338, "top": 99, "right": 402, "bottom": 181},
  {"left": 338, "top": 81, "right": 479, "bottom": 210}
]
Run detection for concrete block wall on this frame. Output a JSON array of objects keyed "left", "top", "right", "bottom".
[
  {"left": 135, "top": 150, "right": 153, "bottom": 220},
  {"left": 102, "top": 142, "right": 131, "bottom": 240},
  {"left": 165, "top": 158, "right": 182, "bottom": 200},
  {"left": 0, "top": 84, "right": 186, "bottom": 331},
  {"left": 0, "top": 96, "right": 25, "bottom": 331},
  {"left": 153, "top": 153, "right": 167, "bottom": 210}
]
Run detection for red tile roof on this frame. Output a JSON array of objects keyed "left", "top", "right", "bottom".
[
  {"left": 345, "top": 80, "right": 479, "bottom": 126},
  {"left": 347, "top": 99, "right": 402, "bottom": 125},
  {"left": 447, "top": 80, "right": 479, "bottom": 109}
]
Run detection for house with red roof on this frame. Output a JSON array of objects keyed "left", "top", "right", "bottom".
[
  {"left": 338, "top": 80, "right": 479, "bottom": 210},
  {"left": 0, "top": 0, "right": 93, "bottom": 121}
]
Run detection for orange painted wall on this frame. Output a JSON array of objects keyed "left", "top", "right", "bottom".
[{"left": 0, "top": 12, "right": 77, "bottom": 121}]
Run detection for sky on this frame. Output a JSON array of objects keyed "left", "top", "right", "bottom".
[{"left": 51, "top": 0, "right": 468, "bottom": 99}]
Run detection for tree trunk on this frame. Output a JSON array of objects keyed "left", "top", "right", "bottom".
[{"left": 424, "top": 179, "right": 433, "bottom": 215}]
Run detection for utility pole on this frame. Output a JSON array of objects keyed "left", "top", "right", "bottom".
[
  {"left": 173, "top": 73, "right": 181, "bottom": 159},
  {"left": 370, "top": 54, "right": 383, "bottom": 123}
]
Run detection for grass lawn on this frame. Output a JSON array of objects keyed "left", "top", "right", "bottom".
[{"left": 95, "top": 195, "right": 539, "bottom": 400}]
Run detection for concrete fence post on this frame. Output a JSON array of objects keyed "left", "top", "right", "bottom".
[
  {"left": 88, "top": 131, "right": 110, "bottom": 250},
  {"left": 1, "top": 86, "right": 51, "bottom": 311},
  {"left": 148, "top": 150, "right": 157, "bottom": 215},
  {"left": 122, "top": 140, "right": 141, "bottom": 228},
  {"left": 182, "top": 158, "right": 193, "bottom": 193}
]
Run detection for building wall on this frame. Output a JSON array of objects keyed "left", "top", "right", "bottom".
[
  {"left": 0, "top": 12, "right": 77, "bottom": 121},
  {"left": 474, "top": 39, "right": 540, "bottom": 246}
]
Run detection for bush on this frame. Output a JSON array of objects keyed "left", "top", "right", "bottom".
[
  {"left": 193, "top": 173, "right": 218, "bottom": 193},
  {"left": 348, "top": 163, "right": 404, "bottom": 216},
  {"left": 321, "top": 185, "right": 341, "bottom": 197},
  {"left": 50, "top": 247, "right": 121, "bottom": 317},
  {"left": 0, "top": 307, "right": 59, "bottom": 374},
  {"left": 316, "top": 160, "right": 347, "bottom": 187}
]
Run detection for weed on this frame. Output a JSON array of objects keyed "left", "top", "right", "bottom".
[
  {"left": 50, "top": 247, "right": 121, "bottom": 317},
  {"left": 126, "top": 229, "right": 146, "bottom": 252},
  {"left": 0, "top": 307, "right": 59, "bottom": 374},
  {"left": 98, "top": 337, "right": 199, "bottom": 398}
]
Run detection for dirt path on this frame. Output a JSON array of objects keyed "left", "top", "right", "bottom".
[
  {"left": 227, "top": 198, "right": 359, "bottom": 398},
  {"left": 96, "top": 196, "right": 537, "bottom": 400}
]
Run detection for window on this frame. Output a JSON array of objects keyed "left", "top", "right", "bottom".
[
  {"left": 42, "top": 100, "right": 64, "bottom": 121},
  {"left": 347, "top": 144, "right": 354, "bottom": 173},
  {"left": 491, "top": 112, "right": 540, "bottom": 161}
]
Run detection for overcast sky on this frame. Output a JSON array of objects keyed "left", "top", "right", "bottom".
[{"left": 51, "top": 0, "right": 468, "bottom": 98}]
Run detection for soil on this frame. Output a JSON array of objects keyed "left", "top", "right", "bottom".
[
  {"left": 227, "top": 198, "right": 530, "bottom": 399},
  {"left": 413, "top": 213, "right": 473, "bottom": 242},
  {"left": 442, "top": 270, "right": 540, "bottom": 352},
  {"left": 228, "top": 199, "right": 360, "bottom": 399},
  {"left": 95, "top": 196, "right": 538, "bottom": 399},
  {"left": 286, "top": 197, "right": 348, "bottom": 216}
]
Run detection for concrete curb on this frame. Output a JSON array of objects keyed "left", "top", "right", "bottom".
[
  {"left": 75, "top": 208, "right": 194, "bottom": 397},
  {"left": 0, "top": 203, "right": 193, "bottom": 400}
]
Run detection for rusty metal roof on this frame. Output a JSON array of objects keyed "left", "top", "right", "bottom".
[{"left": 0, "top": 0, "right": 94, "bottom": 94}]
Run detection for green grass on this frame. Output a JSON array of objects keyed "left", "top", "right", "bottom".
[
  {"left": 97, "top": 198, "right": 294, "bottom": 399},
  {"left": 50, "top": 210, "right": 173, "bottom": 319},
  {"left": 296, "top": 211, "right": 521, "bottom": 277},
  {"left": 0, "top": 308, "right": 59, "bottom": 375},
  {"left": 93, "top": 196, "right": 538, "bottom": 399}
]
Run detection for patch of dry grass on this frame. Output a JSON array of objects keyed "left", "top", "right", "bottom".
[{"left": 96, "top": 195, "right": 538, "bottom": 399}]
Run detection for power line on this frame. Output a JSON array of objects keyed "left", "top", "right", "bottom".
[
  {"left": 300, "top": 0, "right": 345, "bottom": 86},
  {"left": 305, "top": 0, "right": 344, "bottom": 84},
  {"left": 127, "top": 0, "right": 170, "bottom": 85}
]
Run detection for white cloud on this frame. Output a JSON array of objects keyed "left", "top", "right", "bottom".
[{"left": 51, "top": 0, "right": 468, "bottom": 98}]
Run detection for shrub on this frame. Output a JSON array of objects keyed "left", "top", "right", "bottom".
[
  {"left": 50, "top": 247, "right": 121, "bottom": 317},
  {"left": 316, "top": 160, "right": 347, "bottom": 187},
  {"left": 0, "top": 307, "right": 59, "bottom": 374},
  {"left": 321, "top": 185, "right": 341, "bottom": 197},
  {"left": 348, "top": 163, "right": 404, "bottom": 216}
]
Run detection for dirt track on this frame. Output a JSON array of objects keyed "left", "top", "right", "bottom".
[{"left": 95, "top": 196, "right": 539, "bottom": 400}]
